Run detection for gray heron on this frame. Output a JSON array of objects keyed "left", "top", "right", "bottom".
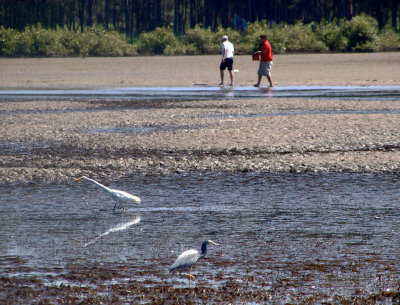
[
  {"left": 170, "top": 240, "right": 220, "bottom": 286},
  {"left": 74, "top": 176, "right": 141, "bottom": 210}
]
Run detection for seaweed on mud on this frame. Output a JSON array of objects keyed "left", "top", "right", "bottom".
[{"left": 1, "top": 262, "right": 400, "bottom": 305}]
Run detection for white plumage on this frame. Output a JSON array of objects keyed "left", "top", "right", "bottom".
[
  {"left": 169, "top": 240, "right": 219, "bottom": 286},
  {"left": 74, "top": 176, "right": 141, "bottom": 210},
  {"left": 170, "top": 249, "right": 201, "bottom": 270}
]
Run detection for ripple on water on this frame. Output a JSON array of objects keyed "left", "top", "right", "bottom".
[
  {"left": 0, "top": 85, "right": 399, "bottom": 101},
  {"left": 0, "top": 172, "right": 400, "bottom": 303}
]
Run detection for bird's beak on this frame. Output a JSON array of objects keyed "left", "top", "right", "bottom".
[
  {"left": 73, "top": 177, "right": 83, "bottom": 182},
  {"left": 208, "top": 240, "right": 220, "bottom": 246}
]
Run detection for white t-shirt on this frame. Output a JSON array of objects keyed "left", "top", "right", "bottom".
[{"left": 222, "top": 40, "right": 234, "bottom": 59}]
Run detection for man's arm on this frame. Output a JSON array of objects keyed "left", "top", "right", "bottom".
[{"left": 254, "top": 43, "right": 266, "bottom": 55}]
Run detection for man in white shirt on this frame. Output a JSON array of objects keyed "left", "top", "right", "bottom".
[{"left": 219, "top": 36, "right": 234, "bottom": 86}]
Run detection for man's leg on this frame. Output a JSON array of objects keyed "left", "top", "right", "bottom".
[
  {"left": 229, "top": 70, "right": 234, "bottom": 86},
  {"left": 267, "top": 75, "right": 273, "bottom": 87},
  {"left": 219, "top": 70, "right": 224, "bottom": 86},
  {"left": 254, "top": 74, "right": 262, "bottom": 87}
]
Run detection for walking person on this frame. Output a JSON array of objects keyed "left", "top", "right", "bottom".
[
  {"left": 253, "top": 34, "right": 274, "bottom": 87},
  {"left": 219, "top": 36, "right": 234, "bottom": 87}
]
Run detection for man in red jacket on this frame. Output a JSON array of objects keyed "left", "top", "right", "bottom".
[{"left": 253, "top": 34, "right": 274, "bottom": 87}]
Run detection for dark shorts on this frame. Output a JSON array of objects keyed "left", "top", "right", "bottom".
[{"left": 220, "top": 58, "right": 233, "bottom": 71}]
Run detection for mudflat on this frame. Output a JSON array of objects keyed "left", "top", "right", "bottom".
[{"left": 0, "top": 53, "right": 400, "bottom": 184}]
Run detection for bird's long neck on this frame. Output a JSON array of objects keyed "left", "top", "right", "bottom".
[
  {"left": 83, "top": 177, "right": 111, "bottom": 193},
  {"left": 200, "top": 241, "right": 208, "bottom": 259}
]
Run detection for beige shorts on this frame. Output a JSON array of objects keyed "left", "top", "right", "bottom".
[{"left": 258, "top": 61, "right": 273, "bottom": 77}]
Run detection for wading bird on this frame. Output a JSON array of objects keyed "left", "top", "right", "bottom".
[
  {"left": 170, "top": 240, "right": 219, "bottom": 287},
  {"left": 74, "top": 176, "right": 141, "bottom": 211}
]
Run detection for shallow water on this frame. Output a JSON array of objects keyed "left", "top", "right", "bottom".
[
  {"left": 1, "top": 173, "right": 400, "bottom": 302},
  {"left": 1, "top": 85, "right": 400, "bottom": 101}
]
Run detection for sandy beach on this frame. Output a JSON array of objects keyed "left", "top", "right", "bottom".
[
  {"left": 1, "top": 53, "right": 400, "bottom": 184},
  {"left": 1, "top": 52, "right": 400, "bottom": 88}
]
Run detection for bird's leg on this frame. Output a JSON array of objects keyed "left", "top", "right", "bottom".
[
  {"left": 183, "top": 273, "right": 195, "bottom": 280},
  {"left": 113, "top": 202, "right": 117, "bottom": 211},
  {"left": 185, "top": 267, "right": 195, "bottom": 288}
]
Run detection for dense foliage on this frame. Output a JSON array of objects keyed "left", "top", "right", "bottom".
[
  {"left": 1, "top": 0, "right": 399, "bottom": 37},
  {"left": 0, "top": 15, "right": 399, "bottom": 57}
]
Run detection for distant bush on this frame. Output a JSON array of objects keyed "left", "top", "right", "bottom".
[
  {"left": 56, "top": 29, "right": 80, "bottom": 55},
  {"left": 0, "top": 14, "right": 399, "bottom": 57},
  {"left": 25, "top": 25, "right": 65, "bottom": 56},
  {"left": 272, "top": 22, "right": 328, "bottom": 53},
  {"left": 239, "top": 20, "right": 328, "bottom": 54},
  {"left": 376, "top": 25, "right": 400, "bottom": 51},
  {"left": 267, "top": 24, "right": 289, "bottom": 54},
  {"left": 80, "top": 27, "right": 136, "bottom": 56},
  {"left": 316, "top": 19, "right": 349, "bottom": 51},
  {"left": 136, "top": 27, "right": 180, "bottom": 55},
  {"left": 340, "top": 14, "right": 379, "bottom": 51},
  {"left": 0, "top": 26, "right": 34, "bottom": 56},
  {"left": 0, "top": 25, "right": 135, "bottom": 57},
  {"left": 183, "top": 25, "right": 219, "bottom": 54}
]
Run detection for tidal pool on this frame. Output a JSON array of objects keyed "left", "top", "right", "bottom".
[{"left": 1, "top": 173, "right": 399, "bottom": 303}]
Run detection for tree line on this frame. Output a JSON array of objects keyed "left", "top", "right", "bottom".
[{"left": 1, "top": 0, "right": 399, "bottom": 38}]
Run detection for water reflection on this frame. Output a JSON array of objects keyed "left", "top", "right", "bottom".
[
  {"left": 0, "top": 172, "right": 399, "bottom": 300},
  {"left": 1, "top": 85, "right": 399, "bottom": 101},
  {"left": 84, "top": 216, "right": 141, "bottom": 247}
]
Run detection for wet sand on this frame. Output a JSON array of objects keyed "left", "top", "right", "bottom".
[
  {"left": 2, "top": 259, "right": 399, "bottom": 304},
  {"left": 1, "top": 53, "right": 400, "bottom": 184},
  {"left": 1, "top": 52, "right": 400, "bottom": 88},
  {"left": 1, "top": 53, "right": 400, "bottom": 304}
]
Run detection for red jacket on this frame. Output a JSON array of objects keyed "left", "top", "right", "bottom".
[{"left": 261, "top": 40, "right": 273, "bottom": 62}]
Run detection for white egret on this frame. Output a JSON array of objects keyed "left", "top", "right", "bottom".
[
  {"left": 170, "top": 240, "right": 219, "bottom": 286},
  {"left": 74, "top": 176, "right": 141, "bottom": 210}
]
